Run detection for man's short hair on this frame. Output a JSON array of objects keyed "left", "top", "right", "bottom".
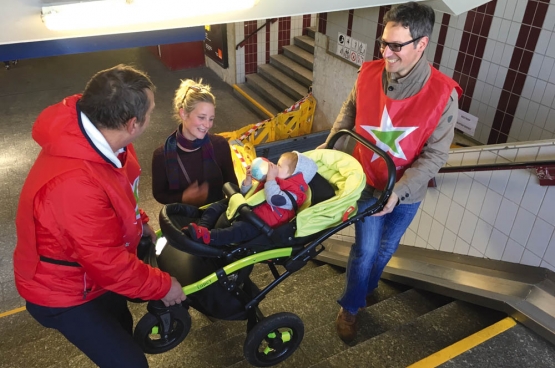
[
  {"left": 78, "top": 64, "right": 155, "bottom": 130},
  {"left": 383, "top": 1, "right": 435, "bottom": 40}
]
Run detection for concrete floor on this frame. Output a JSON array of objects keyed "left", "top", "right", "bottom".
[{"left": 0, "top": 47, "right": 260, "bottom": 313}]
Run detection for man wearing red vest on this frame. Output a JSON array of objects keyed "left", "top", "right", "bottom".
[
  {"left": 320, "top": 2, "right": 462, "bottom": 342},
  {"left": 13, "top": 65, "right": 186, "bottom": 367}
]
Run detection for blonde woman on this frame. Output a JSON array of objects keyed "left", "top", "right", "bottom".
[{"left": 152, "top": 79, "right": 238, "bottom": 206}]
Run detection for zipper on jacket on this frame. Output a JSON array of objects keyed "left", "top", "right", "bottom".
[{"left": 83, "top": 273, "right": 88, "bottom": 300}]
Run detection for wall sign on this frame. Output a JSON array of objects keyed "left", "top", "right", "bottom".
[
  {"left": 204, "top": 24, "right": 228, "bottom": 68},
  {"left": 337, "top": 32, "right": 366, "bottom": 66},
  {"left": 457, "top": 110, "right": 479, "bottom": 136}
]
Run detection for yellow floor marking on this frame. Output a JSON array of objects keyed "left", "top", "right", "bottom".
[
  {"left": 407, "top": 317, "right": 516, "bottom": 368},
  {"left": 0, "top": 306, "right": 26, "bottom": 319}
]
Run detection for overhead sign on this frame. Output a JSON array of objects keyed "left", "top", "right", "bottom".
[
  {"left": 337, "top": 32, "right": 366, "bottom": 66},
  {"left": 457, "top": 109, "right": 478, "bottom": 136},
  {"left": 204, "top": 24, "right": 229, "bottom": 69}
]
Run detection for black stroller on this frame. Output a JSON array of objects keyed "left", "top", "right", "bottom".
[{"left": 133, "top": 130, "right": 396, "bottom": 367}]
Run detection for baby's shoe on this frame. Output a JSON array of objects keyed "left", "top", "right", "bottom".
[{"left": 187, "top": 223, "right": 211, "bottom": 244}]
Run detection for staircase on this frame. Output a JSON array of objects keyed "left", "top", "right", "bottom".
[
  {"left": 0, "top": 260, "right": 513, "bottom": 368},
  {"left": 235, "top": 27, "right": 316, "bottom": 119}
]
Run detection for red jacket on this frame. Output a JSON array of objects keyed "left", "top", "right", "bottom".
[
  {"left": 13, "top": 95, "right": 171, "bottom": 307},
  {"left": 253, "top": 173, "right": 308, "bottom": 228}
]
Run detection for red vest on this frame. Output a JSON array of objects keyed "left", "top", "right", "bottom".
[{"left": 354, "top": 59, "right": 461, "bottom": 190}]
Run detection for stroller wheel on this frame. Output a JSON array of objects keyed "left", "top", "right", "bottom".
[
  {"left": 243, "top": 312, "right": 304, "bottom": 367},
  {"left": 133, "top": 305, "right": 191, "bottom": 354}
]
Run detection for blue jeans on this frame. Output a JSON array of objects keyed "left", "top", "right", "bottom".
[
  {"left": 338, "top": 187, "right": 420, "bottom": 314},
  {"left": 26, "top": 292, "right": 148, "bottom": 368}
]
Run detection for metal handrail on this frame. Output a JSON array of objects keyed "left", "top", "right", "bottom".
[
  {"left": 236, "top": 18, "right": 277, "bottom": 50},
  {"left": 438, "top": 159, "right": 555, "bottom": 174}
]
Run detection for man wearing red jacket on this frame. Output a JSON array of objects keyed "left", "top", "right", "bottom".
[{"left": 13, "top": 65, "right": 186, "bottom": 367}]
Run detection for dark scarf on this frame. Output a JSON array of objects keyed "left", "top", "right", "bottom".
[{"left": 163, "top": 124, "right": 217, "bottom": 190}]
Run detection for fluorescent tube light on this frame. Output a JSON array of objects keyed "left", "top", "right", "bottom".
[{"left": 41, "top": 0, "right": 257, "bottom": 31}]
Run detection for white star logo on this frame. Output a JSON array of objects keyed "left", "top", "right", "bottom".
[{"left": 362, "top": 106, "right": 418, "bottom": 162}]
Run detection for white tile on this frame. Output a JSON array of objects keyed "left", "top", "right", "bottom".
[
  {"left": 435, "top": 193, "right": 452, "bottom": 226},
  {"left": 525, "top": 101, "right": 540, "bottom": 124},
  {"left": 481, "top": 189, "right": 503, "bottom": 226},
  {"left": 489, "top": 17, "right": 502, "bottom": 41},
  {"left": 461, "top": 151, "right": 480, "bottom": 166},
  {"left": 516, "top": 147, "right": 539, "bottom": 162},
  {"left": 521, "top": 250, "right": 542, "bottom": 267},
  {"left": 478, "top": 150, "right": 498, "bottom": 165},
  {"left": 403, "top": 229, "right": 417, "bottom": 246},
  {"left": 544, "top": 234, "right": 555, "bottom": 265},
  {"left": 467, "top": 180, "right": 488, "bottom": 216},
  {"left": 472, "top": 219, "right": 494, "bottom": 254},
  {"left": 494, "top": 0, "right": 507, "bottom": 19},
  {"left": 487, "top": 62, "right": 499, "bottom": 85},
  {"left": 502, "top": 238, "right": 525, "bottom": 263},
  {"left": 446, "top": 201, "right": 464, "bottom": 234},
  {"left": 529, "top": 54, "right": 545, "bottom": 79},
  {"left": 547, "top": 32, "right": 555, "bottom": 59},
  {"left": 498, "top": 148, "right": 517, "bottom": 162},
  {"left": 521, "top": 77, "right": 536, "bottom": 100},
  {"left": 545, "top": 110, "right": 555, "bottom": 132},
  {"left": 521, "top": 177, "right": 547, "bottom": 215},
  {"left": 495, "top": 67, "right": 508, "bottom": 89},
  {"left": 482, "top": 84, "right": 494, "bottom": 106},
  {"left": 529, "top": 127, "right": 543, "bottom": 141},
  {"left": 535, "top": 105, "right": 550, "bottom": 128},
  {"left": 526, "top": 218, "right": 554, "bottom": 258},
  {"left": 538, "top": 187, "right": 555, "bottom": 226},
  {"left": 468, "top": 246, "right": 485, "bottom": 257},
  {"left": 500, "top": 45, "right": 513, "bottom": 68},
  {"left": 537, "top": 31, "right": 553, "bottom": 57},
  {"left": 446, "top": 152, "right": 463, "bottom": 166},
  {"left": 423, "top": 187, "right": 439, "bottom": 216},
  {"left": 474, "top": 81, "right": 485, "bottom": 102},
  {"left": 503, "top": 0, "right": 517, "bottom": 20},
  {"left": 541, "top": 82, "right": 555, "bottom": 107},
  {"left": 544, "top": 5, "right": 555, "bottom": 31},
  {"left": 506, "top": 21, "right": 520, "bottom": 46},
  {"left": 538, "top": 145, "right": 555, "bottom": 160},
  {"left": 454, "top": 237, "right": 471, "bottom": 255},
  {"left": 439, "top": 174, "right": 457, "bottom": 198},
  {"left": 453, "top": 173, "right": 472, "bottom": 207},
  {"left": 459, "top": 210, "right": 479, "bottom": 244},
  {"left": 416, "top": 235, "right": 428, "bottom": 248},
  {"left": 486, "top": 229, "right": 508, "bottom": 260},
  {"left": 513, "top": 0, "right": 527, "bottom": 23},
  {"left": 448, "top": 49, "right": 458, "bottom": 70},
  {"left": 440, "top": 228, "right": 456, "bottom": 252},
  {"left": 429, "top": 219, "right": 445, "bottom": 250},
  {"left": 509, "top": 119, "right": 523, "bottom": 140},
  {"left": 494, "top": 198, "right": 519, "bottom": 236},
  {"left": 532, "top": 80, "right": 548, "bottom": 105},
  {"left": 418, "top": 211, "right": 433, "bottom": 240},
  {"left": 509, "top": 207, "right": 536, "bottom": 246},
  {"left": 474, "top": 171, "right": 492, "bottom": 187},
  {"left": 518, "top": 122, "right": 532, "bottom": 141},
  {"left": 514, "top": 98, "right": 529, "bottom": 120},
  {"left": 489, "top": 170, "right": 511, "bottom": 196},
  {"left": 498, "top": 19, "right": 511, "bottom": 43}
]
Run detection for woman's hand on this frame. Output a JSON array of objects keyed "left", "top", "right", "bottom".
[
  {"left": 181, "top": 181, "right": 209, "bottom": 206},
  {"left": 373, "top": 192, "right": 399, "bottom": 216}
]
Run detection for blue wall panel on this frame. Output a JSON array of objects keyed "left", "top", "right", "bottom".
[{"left": 0, "top": 26, "right": 205, "bottom": 60}]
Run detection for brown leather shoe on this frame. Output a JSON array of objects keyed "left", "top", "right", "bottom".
[{"left": 335, "top": 308, "right": 357, "bottom": 342}]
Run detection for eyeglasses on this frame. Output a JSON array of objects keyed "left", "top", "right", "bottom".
[
  {"left": 377, "top": 36, "right": 424, "bottom": 52},
  {"left": 181, "top": 85, "right": 203, "bottom": 107}
]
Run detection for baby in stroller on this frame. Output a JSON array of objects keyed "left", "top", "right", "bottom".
[{"left": 186, "top": 151, "right": 318, "bottom": 246}]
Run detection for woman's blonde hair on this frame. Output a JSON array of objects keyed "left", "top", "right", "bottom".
[{"left": 173, "top": 79, "right": 216, "bottom": 122}]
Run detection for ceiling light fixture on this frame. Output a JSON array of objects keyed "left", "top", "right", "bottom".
[{"left": 41, "top": 0, "right": 258, "bottom": 31}]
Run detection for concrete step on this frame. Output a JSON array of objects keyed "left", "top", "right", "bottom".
[
  {"left": 245, "top": 73, "right": 295, "bottom": 111},
  {"left": 270, "top": 54, "right": 313, "bottom": 88},
  {"left": 258, "top": 63, "right": 309, "bottom": 101},
  {"left": 283, "top": 44, "right": 314, "bottom": 71},
  {"left": 312, "top": 300, "right": 506, "bottom": 368},
  {"left": 306, "top": 26, "right": 316, "bottom": 39},
  {"left": 294, "top": 35, "right": 315, "bottom": 54},
  {"left": 233, "top": 82, "right": 279, "bottom": 120}
]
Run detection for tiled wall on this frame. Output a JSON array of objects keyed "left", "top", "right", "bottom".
[
  {"left": 235, "top": 14, "right": 316, "bottom": 84},
  {"left": 318, "top": 0, "right": 555, "bottom": 145},
  {"left": 334, "top": 141, "right": 555, "bottom": 272}
]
